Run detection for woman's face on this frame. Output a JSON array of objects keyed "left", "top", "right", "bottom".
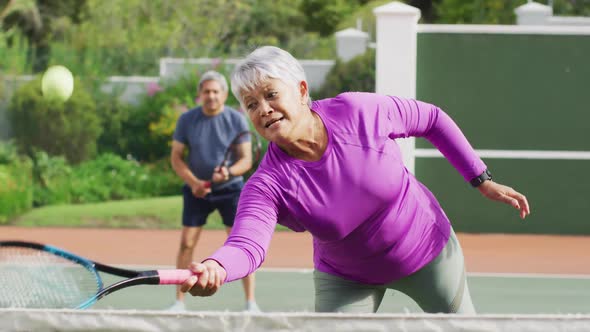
[{"left": 242, "top": 78, "right": 308, "bottom": 144}]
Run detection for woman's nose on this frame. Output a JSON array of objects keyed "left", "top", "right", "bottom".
[{"left": 259, "top": 101, "right": 273, "bottom": 116}]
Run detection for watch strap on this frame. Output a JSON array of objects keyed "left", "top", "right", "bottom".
[{"left": 470, "top": 169, "right": 492, "bottom": 187}]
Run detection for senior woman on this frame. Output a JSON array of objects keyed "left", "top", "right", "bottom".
[{"left": 181, "top": 46, "right": 530, "bottom": 313}]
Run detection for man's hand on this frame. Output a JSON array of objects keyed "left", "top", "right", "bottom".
[
  {"left": 190, "top": 180, "right": 211, "bottom": 198},
  {"left": 180, "top": 260, "right": 227, "bottom": 297},
  {"left": 211, "top": 166, "right": 231, "bottom": 183}
]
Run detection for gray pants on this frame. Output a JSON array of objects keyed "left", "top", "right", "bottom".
[{"left": 314, "top": 230, "right": 476, "bottom": 314}]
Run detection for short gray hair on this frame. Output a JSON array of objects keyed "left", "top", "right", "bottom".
[
  {"left": 198, "top": 70, "right": 228, "bottom": 92},
  {"left": 231, "top": 46, "right": 311, "bottom": 107}
]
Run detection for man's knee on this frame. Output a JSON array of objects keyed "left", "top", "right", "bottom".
[{"left": 179, "top": 236, "right": 199, "bottom": 251}]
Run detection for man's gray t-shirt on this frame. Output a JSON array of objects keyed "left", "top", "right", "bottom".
[{"left": 173, "top": 106, "right": 249, "bottom": 191}]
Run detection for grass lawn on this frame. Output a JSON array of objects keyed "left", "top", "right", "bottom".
[
  {"left": 9, "top": 196, "right": 289, "bottom": 231},
  {"left": 9, "top": 196, "right": 222, "bottom": 229}
]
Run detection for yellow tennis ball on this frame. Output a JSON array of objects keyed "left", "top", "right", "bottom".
[{"left": 41, "top": 65, "right": 74, "bottom": 102}]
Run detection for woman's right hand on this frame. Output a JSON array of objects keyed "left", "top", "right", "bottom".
[
  {"left": 477, "top": 180, "right": 530, "bottom": 219},
  {"left": 180, "top": 260, "right": 227, "bottom": 297}
]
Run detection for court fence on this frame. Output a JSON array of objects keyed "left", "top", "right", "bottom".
[{"left": 374, "top": 2, "right": 590, "bottom": 235}]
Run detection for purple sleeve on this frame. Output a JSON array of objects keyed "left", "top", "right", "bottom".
[
  {"left": 387, "top": 96, "right": 486, "bottom": 182},
  {"left": 207, "top": 178, "right": 279, "bottom": 282}
]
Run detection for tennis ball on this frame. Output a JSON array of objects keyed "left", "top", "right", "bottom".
[{"left": 41, "top": 65, "right": 74, "bottom": 102}]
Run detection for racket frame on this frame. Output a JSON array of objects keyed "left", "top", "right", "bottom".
[
  {"left": 220, "top": 130, "right": 262, "bottom": 169},
  {"left": 0, "top": 240, "right": 169, "bottom": 309},
  {"left": 204, "top": 130, "right": 262, "bottom": 188}
]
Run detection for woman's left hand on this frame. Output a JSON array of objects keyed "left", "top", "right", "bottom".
[{"left": 477, "top": 181, "right": 530, "bottom": 219}]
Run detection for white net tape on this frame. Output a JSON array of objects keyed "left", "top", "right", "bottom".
[{"left": 2, "top": 310, "right": 590, "bottom": 332}]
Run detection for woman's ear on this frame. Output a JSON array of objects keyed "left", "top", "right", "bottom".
[{"left": 299, "top": 81, "right": 309, "bottom": 105}]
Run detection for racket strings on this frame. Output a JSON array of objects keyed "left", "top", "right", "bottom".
[{"left": 0, "top": 247, "right": 101, "bottom": 308}]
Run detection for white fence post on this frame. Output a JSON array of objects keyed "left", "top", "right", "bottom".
[
  {"left": 373, "top": 1, "right": 421, "bottom": 173},
  {"left": 515, "top": 1, "right": 552, "bottom": 25}
]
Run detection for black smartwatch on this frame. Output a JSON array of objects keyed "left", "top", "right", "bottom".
[{"left": 470, "top": 169, "right": 492, "bottom": 188}]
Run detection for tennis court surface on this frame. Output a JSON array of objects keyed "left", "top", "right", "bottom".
[{"left": 1, "top": 226, "right": 589, "bottom": 331}]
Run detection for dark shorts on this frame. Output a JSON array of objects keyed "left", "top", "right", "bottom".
[{"left": 182, "top": 182, "right": 243, "bottom": 227}]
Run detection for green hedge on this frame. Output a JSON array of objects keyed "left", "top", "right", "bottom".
[
  {"left": 30, "top": 152, "right": 183, "bottom": 206},
  {"left": 0, "top": 160, "right": 33, "bottom": 224}
]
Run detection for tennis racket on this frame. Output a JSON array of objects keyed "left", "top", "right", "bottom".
[
  {"left": 204, "top": 130, "right": 262, "bottom": 188},
  {"left": 0, "top": 240, "right": 194, "bottom": 309}
]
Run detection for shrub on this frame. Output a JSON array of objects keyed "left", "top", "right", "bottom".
[
  {"left": 92, "top": 81, "right": 132, "bottom": 157},
  {"left": 31, "top": 150, "right": 72, "bottom": 206},
  {"left": 7, "top": 76, "right": 102, "bottom": 164},
  {"left": 314, "top": 49, "right": 375, "bottom": 100},
  {"left": 0, "top": 141, "right": 33, "bottom": 223},
  {"left": 68, "top": 153, "right": 182, "bottom": 204}
]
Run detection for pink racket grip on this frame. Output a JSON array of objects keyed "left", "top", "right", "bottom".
[
  {"left": 203, "top": 181, "right": 211, "bottom": 189},
  {"left": 157, "top": 269, "right": 196, "bottom": 285}
]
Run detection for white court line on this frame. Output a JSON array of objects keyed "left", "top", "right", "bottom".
[
  {"left": 124, "top": 265, "right": 590, "bottom": 279},
  {"left": 259, "top": 268, "right": 590, "bottom": 280},
  {"left": 468, "top": 272, "right": 590, "bottom": 280},
  {"left": 415, "top": 149, "right": 590, "bottom": 160}
]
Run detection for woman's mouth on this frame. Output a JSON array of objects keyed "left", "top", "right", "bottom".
[{"left": 265, "top": 117, "right": 284, "bottom": 128}]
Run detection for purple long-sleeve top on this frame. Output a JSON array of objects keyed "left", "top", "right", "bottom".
[{"left": 208, "top": 92, "right": 486, "bottom": 285}]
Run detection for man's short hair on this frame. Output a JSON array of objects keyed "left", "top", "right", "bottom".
[{"left": 198, "top": 70, "right": 228, "bottom": 92}]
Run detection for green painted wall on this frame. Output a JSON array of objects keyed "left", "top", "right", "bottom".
[{"left": 415, "top": 32, "right": 590, "bottom": 234}]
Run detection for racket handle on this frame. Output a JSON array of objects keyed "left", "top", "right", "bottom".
[
  {"left": 203, "top": 181, "right": 211, "bottom": 189},
  {"left": 157, "top": 269, "right": 195, "bottom": 285}
]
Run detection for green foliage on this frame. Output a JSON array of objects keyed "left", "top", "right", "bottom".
[
  {"left": 31, "top": 150, "right": 72, "bottom": 206},
  {"left": 0, "top": 30, "right": 30, "bottom": 74},
  {"left": 61, "top": 0, "right": 251, "bottom": 75},
  {"left": 94, "top": 87, "right": 132, "bottom": 156},
  {"left": 0, "top": 141, "right": 33, "bottom": 223},
  {"left": 68, "top": 153, "right": 181, "bottom": 204},
  {"left": 301, "top": 0, "right": 362, "bottom": 36},
  {"left": 314, "top": 48, "right": 375, "bottom": 99},
  {"left": 0, "top": 139, "right": 18, "bottom": 164},
  {"left": 213, "top": 0, "right": 335, "bottom": 59},
  {"left": 337, "top": 0, "right": 391, "bottom": 39},
  {"left": 435, "top": 0, "right": 519, "bottom": 24},
  {"left": 1, "top": 0, "right": 88, "bottom": 72},
  {"left": 435, "top": 0, "right": 590, "bottom": 25},
  {"left": 7, "top": 75, "right": 101, "bottom": 164},
  {"left": 9, "top": 0, "right": 336, "bottom": 76},
  {"left": 219, "top": 0, "right": 304, "bottom": 54},
  {"left": 551, "top": 0, "right": 590, "bottom": 16}
]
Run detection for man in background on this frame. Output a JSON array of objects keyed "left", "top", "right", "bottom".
[{"left": 168, "top": 70, "right": 259, "bottom": 312}]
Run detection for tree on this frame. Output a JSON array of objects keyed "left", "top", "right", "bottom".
[
  {"left": 435, "top": 0, "right": 519, "bottom": 24},
  {"left": 434, "top": 0, "right": 590, "bottom": 25},
  {"left": 1, "top": 0, "right": 87, "bottom": 72},
  {"left": 301, "top": 0, "right": 368, "bottom": 36}
]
